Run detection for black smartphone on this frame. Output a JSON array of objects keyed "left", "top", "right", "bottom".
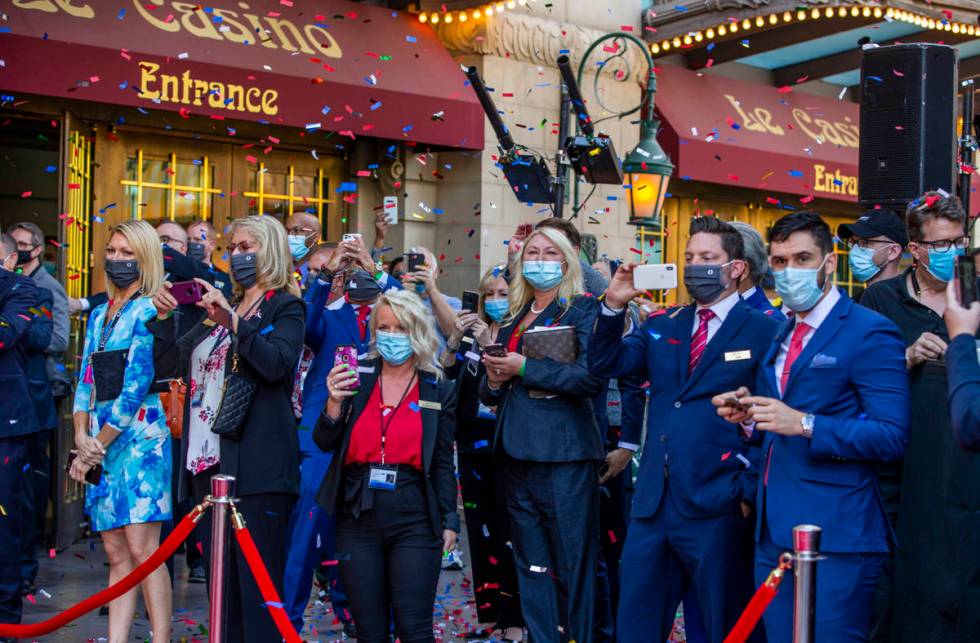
[
  {"left": 406, "top": 252, "right": 425, "bottom": 273},
  {"left": 170, "top": 280, "right": 204, "bottom": 305},
  {"left": 461, "top": 290, "right": 480, "bottom": 313},
  {"left": 958, "top": 254, "right": 977, "bottom": 306},
  {"left": 65, "top": 451, "right": 103, "bottom": 485},
  {"left": 484, "top": 343, "right": 507, "bottom": 357}
]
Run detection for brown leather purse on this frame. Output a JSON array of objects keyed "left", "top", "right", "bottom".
[{"left": 160, "top": 378, "right": 186, "bottom": 439}]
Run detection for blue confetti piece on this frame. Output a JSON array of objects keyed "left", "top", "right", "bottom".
[
  {"left": 707, "top": 43, "right": 715, "bottom": 51},
  {"left": 408, "top": 402, "right": 420, "bottom": 413},
  {"left": 867, "top": 76, "right": 883, "bottom": 83},
  {"left": 262, "top": 601, "right": 284, "bottom": 609},
  {"left": 117, "top": 8, "right": 126, "bottom": 19},
  {"left": 44, "top": 165, "right": 57, "bottom": 173},
  {"left": 473, "top": 440, "right": 489, "bottom": 449},
  {"left": 137, "top": 108, "right": 150, "bottom": 115},
  {"left": 0, "top": 27, "right": 10, "bottom": 34},
  {"left": 259, "top": 325, "right": 274, "bottom": 335},
  {"left": 406, "top": 35, "right": 417, "bottom": 43},
  {"left": 338, "top": 181, "right": 358, "bottom": 193},
  {"left": 648, "top": 331, "right": 662, "bottom": 340},
  {"left": 403, "top": 124, "right": 414, "bottom": 133},
  {"left": 788, "top": 170, "right": 804, "bottom": 178},
  {"left": 370, "top": 101, "right": 382, "bottom": 111},
  {"left": 559, "top": 49, "right": 570, "bottom": 55},
  {"left": 676, "top": 4, "right": 688, "bottom": 11}
]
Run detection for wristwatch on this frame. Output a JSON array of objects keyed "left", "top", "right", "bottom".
[{"left": 800, "top": 413, "right": 815, "bottom": 439}]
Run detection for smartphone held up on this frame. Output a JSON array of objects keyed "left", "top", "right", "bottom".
[{"left": 633, "top": 263, "right": 678, "bottom": 291}]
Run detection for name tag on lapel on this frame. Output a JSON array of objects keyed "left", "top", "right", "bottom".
[
  {"left": 418, "top": 400, "right": 441, "bottom": 411},
  {"left": 724, "top": 350, "right": 751, "bottom": 361}
]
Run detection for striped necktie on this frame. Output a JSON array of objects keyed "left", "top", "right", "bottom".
[{"left": 688, "top": 308, "right": 715, "bottom": 374}]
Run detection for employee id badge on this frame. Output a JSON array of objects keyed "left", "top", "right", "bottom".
[{"left": 368, "top": 464, "right": 398, "bottom": 491}]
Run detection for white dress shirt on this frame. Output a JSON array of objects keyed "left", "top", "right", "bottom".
[
  {"left": 692, "top": 290, "right": 740, "bottom": 343},
  {"left": 741, "top": 285, "right": 758, "bottom": 301},
  {"left": 774, "top": 287, "right": 840, "bottom": 397}
]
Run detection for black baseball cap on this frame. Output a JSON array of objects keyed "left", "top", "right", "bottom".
[{"left": 837, "top": 209, "right": 908, "bottom": 247}]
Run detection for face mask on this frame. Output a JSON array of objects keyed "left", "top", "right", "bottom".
[
  {"left": 484, "top": 298, "right": 509, "bottom": 322},
  {"left": 684, "top": 262, "right": 731, "bottom": 304},
  {"left": 773, "top": 255, "right": 829, "bottom": 313},
  {"left": 187, "top": 242, "right": 207, "bottom": 263},
  {"left": 287, "top": 235, "right": 310, "bottom": 260},
  {"left": 376, "top": 330, "right": 414, "bottom": 365},
  {"left": 230, "top": 252, "right": 258, "bottom": 288},
  {"left": 16, "top": 249, "right": 34, "bottom": 266},
  {"left": 344, "top": 269, "right": 382, "bottom": 302},
  {"left": 522, "top": 260, "right": 564, "bottom": 290},
  {"left": 847, "top": 245, "right": 883, "bottom": 283},
  {"left": 924, "top": 246, "right": 963, "bottom": 283},
  {"left": 104, "top": 259, "right": 141, "bottom": 289}
]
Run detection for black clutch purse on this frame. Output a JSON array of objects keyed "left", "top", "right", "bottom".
[
  {"left": 90, "top": 349, "right": 128, "bottom": 402},
  {"left": 210, "top": 340, "right": 256, "bottom": 441}
]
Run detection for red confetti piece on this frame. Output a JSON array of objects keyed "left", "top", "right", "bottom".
[
  {"left": 800, "top": 195, "right": 815, "bottom": 204},
  {"left": 721, "top": 451, "right": 731, "bottom": 461},
  {"left": 21, "top": 191, "right": 32, "bottom": 198}
]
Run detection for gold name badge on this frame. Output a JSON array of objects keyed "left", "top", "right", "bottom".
[
  {"left": 418, "top": 400, "right": 442, "bottom": 411},
  {"left": 724, "top": 350, "right": 751, "bottom": 361}
]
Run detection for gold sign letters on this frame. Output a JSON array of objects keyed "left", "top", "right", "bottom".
[{"left": 138, "top": 62, "right": 279, "bottom": 115}]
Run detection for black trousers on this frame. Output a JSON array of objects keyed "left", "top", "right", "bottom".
[
  {"left": 458, "top": 452, "right": 524, "bottom": 629},
  {"left": 595, "top": 450, "right": 631, "bottom": 642},
  {"left": 0, "top": 436, "right": 31, "bottom": 624},
  {"left": 190, "top": 467, "right": 295, "bottom": 643},
  {"left": 335, "top": 472, "right": 442, "bottom": 643},
  {"left": 504, "top": 457, "right": 599, "bottom": 643}
]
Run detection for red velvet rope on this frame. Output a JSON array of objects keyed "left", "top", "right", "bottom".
[
  {"left": 0, "top": 506, "right": 203, "bottom": 639},
  {"left": 233, "top": 524, "right": 302, "bottom": 643},
  {"left": 724, "top": 572, "right": 784, "bottom": 643}
]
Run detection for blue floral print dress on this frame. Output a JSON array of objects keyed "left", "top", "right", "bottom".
[{"left": 73, "top": 297, "right": 172, "bottom": 532}]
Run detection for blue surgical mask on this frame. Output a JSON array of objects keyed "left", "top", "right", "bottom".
[
  {"left": 522, "top": 260, "right": 564, "bottom": 290},
  {"left": 847, "top": 245, "right": 882, "bottom": 283},
  {"left": 376, "top": 330, "right": 414, "bottom": 365},
  {"left": 773, "top": 255, "right": 829, "bottom": 312},
  {"left": 925, "top": 246, "right": 964, "bottom": 283},
  {"left": 484, "top": 298, "right": 509, "bottom": 322},
  {"left": 287, "top": 235, "right": 310, "bottom": 260}
]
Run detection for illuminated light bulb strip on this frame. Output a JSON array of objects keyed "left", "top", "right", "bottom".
[
  {"left": 646, "top": 3, "right": 978, "bottom": 57},
  {"left": 418, "top": 0, "right": 523, "bottom": 24}
]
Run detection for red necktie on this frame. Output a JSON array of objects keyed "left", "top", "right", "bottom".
[
  {"left": 688, "top": 308, "right": 716, "bottom": 374},
  {"left": 779, "top": 322, "right": 811, "bottom": 395},
  {"left": 355, "top": 305, "right": 371, "bottom": 342}
]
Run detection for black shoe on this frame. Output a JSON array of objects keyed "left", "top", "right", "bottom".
[
  {"left": 19, "top": 579, "right": 34, "bottom": 597},
  {"left": 342, "top": 622, "right": 357, "bottom": 639},
  {"left": 188, "top": 565, "right": 206, "bottom": 584}
]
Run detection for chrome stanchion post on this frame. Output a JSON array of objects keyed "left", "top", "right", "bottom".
[
  {"left": 207, "top": 474, "right": 237, "bottom": 643},
  {"left": 792, "top": 524, "right": 821, "bottom": 643}
]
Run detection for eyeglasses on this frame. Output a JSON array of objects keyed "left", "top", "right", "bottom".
[
  {"left": 287, "top": 226, "right": 315, "bottom": 236},
  {"left": 917, "top": 236, "right": 969, "bottom": 251},
  {"left": 15, "top": 242, "right": 38, "bottom": 251},
  {"left": 159, "top": 235, "right": 186, "bottom": 248},
  {"left": 846, "top": 238, "right": 897, "bottom": 250}
]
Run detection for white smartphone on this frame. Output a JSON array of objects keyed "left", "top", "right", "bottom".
[
  {"left": 342, "top": 233, "right": 362, "bottom": 244},
  {"left": 383, "top": 196, "right": 398, "bottom": 225},
  {"left": 633, "top": 263, "right": 677, "bottom": 290}
]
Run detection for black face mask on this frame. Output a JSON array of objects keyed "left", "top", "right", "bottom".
[
  {"left": 104, "top": 259, "right": 141, "bottom": 289},
  {"left": 186, "top": 242, "right": 207, "bottom": 263},
  {"left": 230, "top": 252, "right": 258, "bottom": 288},
  {"left": 16, "top": 249, "right": 34, "bottom": 266},
  {"left": 343, "top": 269, "right": 382, "bottom": 303},
  {"left": 683, "top": 263, "right": 730, "bottom": 304}
]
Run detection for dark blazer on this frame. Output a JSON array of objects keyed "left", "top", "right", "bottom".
[
  {"left": 148, "top": 289, "right": 305, "bottom": 501},
  {"left": 20, "top": 285, "right": 56, "bottom": 430},
  {"left": 749, "top": 293, "right": 909, "bottom": 552},
  {"left": 590, "top": 299, "right": 780, "bottom": 519},
  {"left": 0, "top": 270, "right": 40, "bottom": 438},
  {"left": 313, "top": 360, "right": 460, "bottom": 538},
  {"left": 742, "top": 287, "right": 786, "bottom": 322},
  {"left": 947, "top": 333, "right": 980, "bottom": 452},
  {"left": 479, "top": 295, "right": 605, "bottom": 463}
]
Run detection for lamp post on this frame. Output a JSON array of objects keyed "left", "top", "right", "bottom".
[{"left": 574, "top": 32, "right": 674, "bottom": 226}]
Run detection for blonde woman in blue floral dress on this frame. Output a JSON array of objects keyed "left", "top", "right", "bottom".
[{"left": 70, "top": 220, "right": 172, "bottom": 642}]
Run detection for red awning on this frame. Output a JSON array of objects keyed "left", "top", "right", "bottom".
[
  {"left": 0, "top": 0, "right": 483, "bottom": 150},
  {"left": 653, "top": 63, "right": 860, "bottom": 203}
]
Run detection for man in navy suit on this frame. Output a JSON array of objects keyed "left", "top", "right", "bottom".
[
  {"left": 730, "top": 221, "right": 785, "bottom": 321},
  {"left": 714, "top": 211, "right": 909, "bottom": 641},
  {"left": 591, "top": 217, "right": 781, "bottom": 643}
]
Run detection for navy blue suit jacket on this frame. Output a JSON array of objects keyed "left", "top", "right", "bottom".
[
  {"left": 591, "top": 299, "right": 780, "bottom": 519},
  {"left": 479, "top": 296, "right": 605, "bottom": 463},
  {"left": 20, "top": 285, "right": 56, "bottom": 430},
  {"left": 0, "top": 270, "right": 40, "bottom": 438},
  {"left": 742, "top": 287, "right": 786, "bottom": 322},
  {"left": 750, "top": 293, "right": 909, "bottom": 552},
  {"left": 947, "top": 333, "right": 980, "bottom": 452}
]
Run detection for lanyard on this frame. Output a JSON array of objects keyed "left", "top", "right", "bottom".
[
  {"left": 377, "top": 371, "right": 418, "bottom": 465},
  {"left": 98, "top": 291, "right": 141, "bottom": 351}
]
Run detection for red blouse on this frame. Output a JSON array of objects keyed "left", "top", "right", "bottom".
[{"left": 344, "top": 379, "right": 423, "bottom": 469}]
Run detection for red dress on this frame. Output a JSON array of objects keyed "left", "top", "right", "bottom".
[{"left": 344, "top": 379, "right": 423, "bottom": 469}]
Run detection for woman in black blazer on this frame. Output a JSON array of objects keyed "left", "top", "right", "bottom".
[
  {"left": 479, "top": 227, "right": 605, "bottom": 643},
  {"left": 315, "top": 289, "right": 459, "bottom": 643},
  {"left": 150, "top": 215, "right": 304, "bottom": 643}
]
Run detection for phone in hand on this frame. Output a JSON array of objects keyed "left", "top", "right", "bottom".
[
  {"left": 65, "top": 451, "right": 103, "bottom": 485},
  {"left": 633, "top": 264, "right": 678, "bottom": 291},
  {"left": 170, "top": 280, "right": 204, "bottom": 305},
  {"left": 484, "top": 343, "right": 507, "bottom": 358},
  {"left": 461, "top": 290, "right": 480, "bottom": 313},
  {"left": 334, "top": 345, "right": 360, "bottom": 391},
  {"left": 406, "top": 252, "right": 425, "bottom": 273},
  {"left": 517, "top": 223, "right": 533, "bottom": 237},
  {"left": 957, "top": 253, "right": 977, "bottom": 306},
  {"left": 342, "top": 233, "right": 362, "bottom": 244}
]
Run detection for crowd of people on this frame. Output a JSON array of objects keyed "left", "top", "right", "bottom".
[{"left": 1, "top": 192, "right": 980, "bottom": 643}]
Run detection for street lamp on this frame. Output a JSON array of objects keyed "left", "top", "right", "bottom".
[{"left": 575, "top": 32, "right": 674, "bottom": 226}]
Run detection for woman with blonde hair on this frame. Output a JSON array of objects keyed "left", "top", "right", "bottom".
[
  {"left": 150, "top": 214, "right": 305, "bottom": 642},
  {"left": 315, "top": 289, "right": 459, "bottom": 643},
  {"left": 479, "top": 225, "right": 605, "bottom": 643},
  {"left": 70, "top": 219, "right": 173, "bottom": 642}
]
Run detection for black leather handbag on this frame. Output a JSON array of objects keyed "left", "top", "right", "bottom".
[{"left": 210, "top": 337, "right": 256, "bottom": 441}]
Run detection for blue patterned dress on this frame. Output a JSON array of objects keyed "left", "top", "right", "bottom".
[{"left": 73, "top": 297, "right": 172, "bottom": 532}]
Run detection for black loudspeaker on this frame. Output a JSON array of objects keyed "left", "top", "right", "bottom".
[{"left": 859, "top": 43, "right": 958, "bottom": 208}]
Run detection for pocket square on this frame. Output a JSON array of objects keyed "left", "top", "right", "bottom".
[{"left": 810, "top": 353, "right": 838, "bottom": 368}]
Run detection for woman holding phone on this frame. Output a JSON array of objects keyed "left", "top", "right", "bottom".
[
  {"left": 150, "top": 215, "right": 305, "bottom": 642},
  {"left": 479, "top": 227, "right": 604, "bottom": 643},
  {"left": 315, "top": 289, "right": 459, "bottom": 643},
  {"left": 71, "top": 220, "right": 172, "bottom": 642},
  {"left": 440, "top": 265, "right": 525, "bottom": 641}
]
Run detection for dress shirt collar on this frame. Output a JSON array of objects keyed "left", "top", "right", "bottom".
[
  {"left": 695, "top": 289, "right": 740, "bottom": 324},
  {"left": 741, "top": 286, "right": 758, "bottom": 301},
  {"left": 793, "top": 285, "right": 840, "bottom": 331}
]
